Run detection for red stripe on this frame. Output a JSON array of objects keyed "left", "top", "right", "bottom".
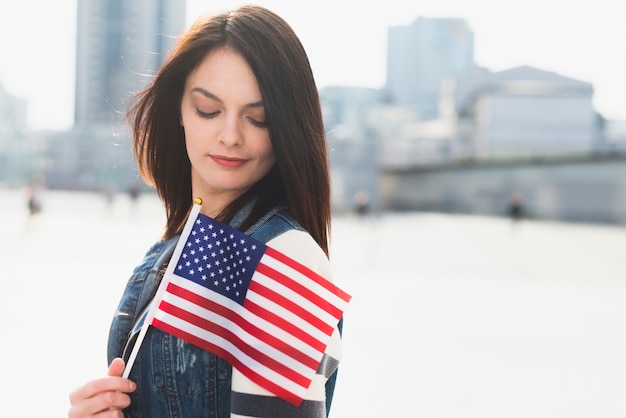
[
  {"left": 157, "top": 299, "right": 311, "bottom": 388},
  {"left": 264, "top": 246, "right": 352, "bottom": 303},
  {"left": 248, "top": 280, "right": 334, "bottom": 336},
  {"left": 152, "top": 318, "right": 305, "bottom": 407},
  {"left": 244, "top": 298, "right": 327, "bottom": 353},
  {"left": 256, "top": 262, "right": 343, "bottom": 320},
  {"left": 163, "top": 282, "right": 320, "bottom": 371}
]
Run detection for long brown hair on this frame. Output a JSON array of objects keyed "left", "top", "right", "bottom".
[{"left": 128, "top": 5, "right": 331, "bottom": 255}]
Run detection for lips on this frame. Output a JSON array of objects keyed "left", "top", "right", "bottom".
[{"left": 210, "top": 155, "right": 247, "bottom": 168}]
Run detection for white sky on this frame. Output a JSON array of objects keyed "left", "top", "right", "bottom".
[{"left": 0, "top": 0, "right": 624, "bottom": 130}]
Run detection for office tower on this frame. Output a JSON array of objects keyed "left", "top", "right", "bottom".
[
  {"left": 75, "top": 0, "right": 186, "bottom": 126},
  {"left": 386, "top": 17, "right": 475, "bottom": 120}
]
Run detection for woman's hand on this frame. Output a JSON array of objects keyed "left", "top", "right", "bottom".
[{"left": 68, "top": 358, "right": 136, "bottom": 417}]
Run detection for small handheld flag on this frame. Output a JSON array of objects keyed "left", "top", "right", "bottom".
[{"left": 123, "top": 200, "right": 351, "bottom": 406}]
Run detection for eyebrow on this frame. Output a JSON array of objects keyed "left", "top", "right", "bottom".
[{"left": 190, "top": 87, "right": 264, "bottom": 108}]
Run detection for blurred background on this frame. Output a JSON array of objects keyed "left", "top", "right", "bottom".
[{"left": 1, "top": 0, "right": 625, "bottom": 417}]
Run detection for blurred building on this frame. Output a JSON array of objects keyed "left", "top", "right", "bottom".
[
  {"left": 0, "top": 82, "right": 27, "bottom": 136},
  {"left": 47, "top": 0, "right": 188, "bottom": 190},
  {"left": 75, "top": 0, "right": 186, "bottom": 126},
  {"left": 0, "top": 82, "right": 30, "bottom": 186},
  {"left": 454, "top": 65, "right": 601, "bottom": 160},
  {"left": 321, "top": 86, "right": 383, "bottom": 212},
  {"left": 379, "top": 66, "right": 602, "bottom": 168},
  {"left": 386, "top": 17, "right": 476, "bottom": 120}
]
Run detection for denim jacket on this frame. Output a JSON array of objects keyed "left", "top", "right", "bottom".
[{"left": 107, "top": 202, "right": 339, "bottom": 417}]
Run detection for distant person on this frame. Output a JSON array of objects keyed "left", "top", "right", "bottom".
[
  {"left": 353, "top": 189, "right": 370, "bottom": 216},
  {"left": 103, "top": 184, "right": 116, "bottom": 206},
  {"left": 508, "top": 191, "right": 524, "bottom": 223},
  {"left": 68, "top": 6, "right": 343, "bottom": 418},
  {"left": 127, "top": 182, "right": 140, "bottom": 203},
  {"left": 26, "top": 183, "right": 42, "bottom": 216}
]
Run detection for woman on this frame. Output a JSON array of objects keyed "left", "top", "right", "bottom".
[{"left": 68, "top": 5, "right": 342, "bottom": 417}]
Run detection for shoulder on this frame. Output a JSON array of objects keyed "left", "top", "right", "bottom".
[{"left": 266, "top": 229, "right": 332, "bottom": 280}]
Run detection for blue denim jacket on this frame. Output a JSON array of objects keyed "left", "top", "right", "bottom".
[{"left": 107, "top": 203, "right": 339, "bottom": 417}]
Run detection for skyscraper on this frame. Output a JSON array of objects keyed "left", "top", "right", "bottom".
[
  {"left": 386, "top": 17, "right": 475, "bottom": 120},
  {"left": 74, "top": 0, "right": 186, "bottom": 126}
]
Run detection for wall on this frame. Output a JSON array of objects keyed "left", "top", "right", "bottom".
[{"left": 379, "top": 158, "right": 626, "bottom": 224}]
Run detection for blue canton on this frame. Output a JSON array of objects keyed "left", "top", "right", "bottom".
[{"left": 175, "top": 213, "right": 267, "bottom": 305}]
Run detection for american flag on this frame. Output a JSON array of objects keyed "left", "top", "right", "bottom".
[{"left": 148, "top": 206, "right": 351, "bottom": 406}]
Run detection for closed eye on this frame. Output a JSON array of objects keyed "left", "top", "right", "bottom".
[
  {"left": 248, "top": 117, "right": 268, "bottom": 128},
  {"left": 196, "top": 109, "right": 219, "bottom": 119}
]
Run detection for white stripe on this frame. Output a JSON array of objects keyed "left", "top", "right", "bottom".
[
  {"left": 245, "top": 289, "right": 332, "bottom": 342},
  {"left": 154, "top": 310, "right": 309, "bottom": 399},
  {"left": 261, "top": 252, "right": 350, "bottom": 310},
  {"left": 171, "top": 275, "right": 325, "bottom": 361},
  {"left": 159, "top": 291, "right": 316, "bottom": 378},
  {"left": 253, "top": 269, "right": 338, "bottom": 327}
]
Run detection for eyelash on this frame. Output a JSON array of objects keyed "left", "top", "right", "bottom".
[{"left": 195, "top": 109, "right": 268, "bottom": 128}]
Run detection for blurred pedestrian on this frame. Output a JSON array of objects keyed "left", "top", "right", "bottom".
[
  {"left": 508, "top": 191, "right": 524, "bottom": 224},
  {"left": 26, "top": 183, "right": 43, "bottom": 217},
  {"left": 353, "top": 189, "right": 370, "bottom": 216},
  {"left": 68, "top": 5, "right": 343, "bottom": 418}
]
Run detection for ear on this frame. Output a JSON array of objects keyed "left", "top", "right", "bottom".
[{"left": 179, "top": 115, "right": 184, "bottom": 127}]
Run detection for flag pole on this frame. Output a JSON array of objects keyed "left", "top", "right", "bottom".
[{"left": 122, "top": 199, "right": 203, "bottom": 378}]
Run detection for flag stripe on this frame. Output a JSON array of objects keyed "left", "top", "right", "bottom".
[
  {"left": 264, "top": 246, "right": 352, "bottom": 302},
  {"left": 243, "top": 290, "right": 331, "bottom": 346},
  {"left": 261, "top": 251, "right": 351, "bottom": 313},
  {"left": 248, "top": 279, "right": 334, "bottom": 336},
  {"left": 152, "top": 316, "right": 304, "bottom": 406},
  {"left": 256, "top": 261, "right": 344, "bottom": 320},
  {"left": 243, "top": 297, "right": 327, "bottom": 353},
  {"left": 156, "top": 299, "right": 312, "bottom": 388},
  {"left": 253, "top": 266, "right": 339, "bottom": 328},
  {"left": 170, "top": 275, "right": 326, "bottom": 359},
  {"left": 164, "top": 280, "right": 321, "bottom": 370}
]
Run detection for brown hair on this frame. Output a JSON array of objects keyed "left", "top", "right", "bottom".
[{"left": 128, "top": 5, "right": 331, "bottom": 255}]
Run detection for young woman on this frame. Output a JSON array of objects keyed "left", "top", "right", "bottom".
[{"left": 68, "top": 5, "right": 342, "bottom": 418}]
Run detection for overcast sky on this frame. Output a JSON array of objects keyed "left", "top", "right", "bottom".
[{"left": 1, "top": 0, "right": 624, "bottom": 130}]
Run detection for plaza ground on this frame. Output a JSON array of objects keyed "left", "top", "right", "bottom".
[{"left": 1, "top": 189, "right": 624, "bottom": 417}]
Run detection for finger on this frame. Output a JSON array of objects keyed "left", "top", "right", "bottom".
[
  {"left": 68, "top": 391, "right": 131, "bottom": 418},
  {"left": 69, "top": 376, "right": 136, "bottom": 409},
  {"left": 107, "top": 358, "right": 126, "bottom": 377}
]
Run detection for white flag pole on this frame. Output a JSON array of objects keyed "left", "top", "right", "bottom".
[{"left": 122, "top": 199, "right": 203, "bottom": 378}]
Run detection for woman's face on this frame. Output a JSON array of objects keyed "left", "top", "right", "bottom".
[{"left": 180, "top": 47, "right": 275, "bottom": 213}]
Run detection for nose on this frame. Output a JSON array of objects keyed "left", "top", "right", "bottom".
[{"left": 217, "top": 116, "right": 243, "bottom": 148}]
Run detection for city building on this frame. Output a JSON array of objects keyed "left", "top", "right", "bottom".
[
  {"left": 454, "top": 65, "right": 601, "bottom": 160},
  {"left": 75, "top": 0, "right": 186, "bottom": 126},
  {"left": 0, "top": 81, "right": 27, "bottom": 136},
  {"left": 59, "top": 0, "right": 187, "bottom": 190},
  {"left": 386, "top": 16, "right": 475, "bottom": 120}
]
